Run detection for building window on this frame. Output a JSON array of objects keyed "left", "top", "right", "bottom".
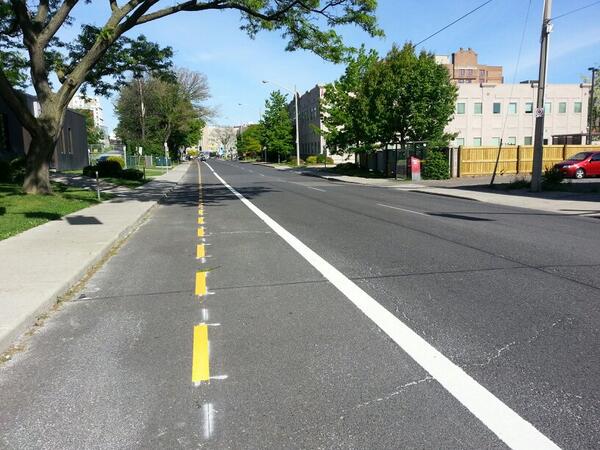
[
  {"left": 479, "top": 69, "right": 486, "bottom": 78},
  {"left": 459, "top": 69, "right": 465, "bottom": 77},
  {"left": 474, "top": 102, "right": 482, "bottom": 114},
  {"left": 456, "top": 102, "right": 465, "bottom": 114},
  {"left": 455, "top": 138, "right": 465, "bottom": 146},
  {"left": 493, "top": 103, "right": 501, "bottom": 114},
  {"left": 491, "top": 137, "right": 500, "bottom": 147},
  {"left": 525, "top": 103, "right": 533, "bottom": 114},
  {"left": 508, "top": 102, "right": 517, "bottom": 114},
  {"left": 473, "top": 137, "right": 482, "bottom": 147},
  {"left": 544, "top": 102, "right": 552, "bottom": 114},
  {"left": 68, "top": 128, "right": 73, "bottom": 154},
  {"left": 506, "top": 136, "right": 516, "bottom": 145},
  {"left": 559, "top": 102, "right": 567, "bottom": 113},
  {"left": 524, "top": 136, "right": 533, "bottom": 145},
  {"left": 574, "top": 102, "right": 582, "bottom": 113}
]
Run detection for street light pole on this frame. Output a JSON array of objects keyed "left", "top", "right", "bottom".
[
  {"left": 262, "top": 80, "right": 301, "bottom": 166},
  {"left": 294, "top": 85, "right": 300, "bottom": 166},
  {"left": 588, "top": 67, "right": 598, "bottom": 145},
  {"left": 531, "top": 0, "right": 553, "bottom": 192}
]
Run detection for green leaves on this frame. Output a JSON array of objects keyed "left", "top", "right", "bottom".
[
  {"left": 364, "top": 43, "right": 457, "bottom": 147},
  {"left": 260, "top": 90, "right": 294, "bottom": 159}
]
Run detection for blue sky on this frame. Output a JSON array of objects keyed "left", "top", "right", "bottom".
[{"left": 65, "top": 0, "right": 600, "bottom": 133}]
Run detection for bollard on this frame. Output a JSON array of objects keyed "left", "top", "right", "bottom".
[{"left": 95, "top": 171, "right": 100, "bottom": 200}]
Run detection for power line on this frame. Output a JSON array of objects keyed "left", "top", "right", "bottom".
[
  {"left": 414, "top": 0, "right": 496, "bottom": 47},
  {"left": 552, "top": 0, "right": 600, "bottom": 20}
]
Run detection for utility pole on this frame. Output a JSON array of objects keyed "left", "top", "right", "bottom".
[
  {"left": 588, "top": 67, "right": 598, "bottom": 145},
  {"left": 531, "top": 0, "right": 553, "bottom": 192}
]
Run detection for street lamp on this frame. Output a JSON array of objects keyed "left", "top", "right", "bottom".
[
  {"left": 262, "top": 80, "right": 300, "bottom": 166},
  {"left": 588, "top": 67, "right": 598, "bottom": 145}
]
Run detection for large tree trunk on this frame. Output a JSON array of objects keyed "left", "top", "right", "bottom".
[
  {"left": 22, "top": 106, "right": 63, "bottom": 195},
  {"left": 23, "top": 132, "right": 56, "bottom": 194}
]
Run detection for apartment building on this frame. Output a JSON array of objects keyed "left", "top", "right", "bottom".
[
  {"left": 436, "top": 48, "right": 503, "bottom": 84},
  {"left": 289, "top": 85, "right": 327, "bottom": 157},
  {"left": 68, "top": 94, "right": 105, "bottom": 128},
  {"left": 448, "top": 83, "right": 590, "bottom": 147}
]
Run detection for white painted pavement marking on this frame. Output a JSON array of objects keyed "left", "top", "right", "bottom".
[
  {"left": 205, "top": 162, "right": 559, "bottom": 450},
  {"left": 377, "top": 203, "right": 428, "bottom": 217}
]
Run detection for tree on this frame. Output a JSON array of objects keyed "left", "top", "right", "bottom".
[
  {"left": 260, "top": 90, "right": 294, "bottom": 161},
  {"left": 0, "top": 1, "right": 380, "bottom": 194},
  {"left": 115, "top": 69, "right": 210, "bottom": 158},
  {"left": 321, "top": 46, "right": 378, "bottom": 157},
  {"left": 74, "top": 108, "right": 104, "bottom": 145},
  {"left": 362, "top": 43, "right": 457, "bottom": 152},
  {"left": 215, "top": 127, "right": 237, "bottom": 158},
  {"left": 237, "top": 124, "right": 263, "bottom": 159}
]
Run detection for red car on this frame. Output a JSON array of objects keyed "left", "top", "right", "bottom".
[{"left": 554, "top": 151, "right": 600, "bottom": 179}]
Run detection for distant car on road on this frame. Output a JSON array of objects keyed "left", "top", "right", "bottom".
[
  {"left": 554, "top": 151, "right": 600, "bottom": 179},
  {"left": 200, "top": 154, "right": 207, "bottom": 162}
]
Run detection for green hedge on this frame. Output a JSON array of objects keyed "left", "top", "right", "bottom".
[{"left": 421, "top": 151, "right": 449, "bottom": 180}]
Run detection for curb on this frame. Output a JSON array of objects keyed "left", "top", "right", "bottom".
[
  {"left": 409, "top": 189, "right": 481, "bottom": 202},
  {"left": 0, "top": 167, "right": 188, "bottom": 356}
]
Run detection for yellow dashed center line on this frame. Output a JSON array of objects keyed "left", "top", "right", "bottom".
[
  {"left": 197, "top": 244, "right": 205, "bottom": 259},
  {"left": 197, "top": 227, "right": 205, "bottom": 237},
  {"left": 198, "top": 217, "right": 204, "bottom": 225},
  {"left": 195, "top": 271, "right": 207, "bottom": 296},
  {"left": 192, "top": 324, "right": 210, "bottom": 383}
]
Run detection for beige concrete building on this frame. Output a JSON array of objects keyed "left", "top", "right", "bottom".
[
  {"left": 437, "top": 48, "right": 503, "bottom": 84},
  {"left": 289, "top": 85, "right": 328, "bottom": 158},
  {"left": 448, "top": 83, "right": 590, "bottom": 147}
]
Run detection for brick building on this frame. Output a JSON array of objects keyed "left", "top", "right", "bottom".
[{"left": 436, "top": 48, "right": 503, "bottom": 84}]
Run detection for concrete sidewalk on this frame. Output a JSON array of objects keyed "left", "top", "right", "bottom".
[
  {"left": 0, "top": 163, "right": 190, "bottom": 355},
  {"left": 414, "top": 186, "right": 600, "bottom": 217}
]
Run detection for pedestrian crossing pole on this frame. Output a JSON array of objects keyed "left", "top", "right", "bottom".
[{"left": 531, "top": 0, "right": 553, "bottom": 192}]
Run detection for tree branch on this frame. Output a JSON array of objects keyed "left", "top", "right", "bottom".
[
  {"left": 38, "top": 1, "right": 80, "bottom": 47},
  {"left": 0, "top": 68, "right": 39, "bottom": 134}
]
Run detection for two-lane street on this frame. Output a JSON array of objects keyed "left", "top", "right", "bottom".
[{"left": 1, "top": 160, "right": 598, "bottom": 449}]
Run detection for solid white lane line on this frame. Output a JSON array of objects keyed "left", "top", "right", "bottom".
[
  {"left": 205, "top": 162, "right": 558, "bottom": 450},
  {"left": 306, "top": 186, "right": 326, "bottom": 192},
  {"left": 259, "top": 173, "right": 266, "bottom": 177},
  {"left": 377, "top": 203, "right": 428, "bottom": 217}
]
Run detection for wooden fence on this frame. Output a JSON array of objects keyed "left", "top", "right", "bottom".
[{"left": 458, "top": 145, "right": 600, "bottom": 177}]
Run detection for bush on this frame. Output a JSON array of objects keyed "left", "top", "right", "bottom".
[
  {"left": 82, "top": 165, "right": 97, "bottom": 177},
  {"left": 306, "top": 155, "right": 318, "bottom": 164},
  {"left": 106, "top": 156, "right": 125, "bottom": 168},
  {"left": 0, "top": 160, "right": 10, "bottom": 182},
  {"left": 120, "top": 168, "right": 144, "bottom": 181},
  {"left": 335, "top": 162, "right": 358, "bottom": 171},
  {"left": 287, "top": 157, "right": 305, "bottom": 166},
  {"left": 96, "top": 159, "right": 123, "bottom": 177},
  {"left": 542, "top": 166, "right": 564, "bottom": 187},
  {"left": 316, "top": 154, "right": 334, "bottom": 164},
  {"left": 421, "top": 151, "right": 449, "bottom": 180}
]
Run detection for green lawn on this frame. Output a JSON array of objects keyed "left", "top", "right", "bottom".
[{"left": 0, "top": 182, "right": 110, "bottom": 241}]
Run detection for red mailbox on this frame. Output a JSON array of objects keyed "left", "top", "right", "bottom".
[{"left": 409, "top": 156, "right": 421, "bottom": 181}]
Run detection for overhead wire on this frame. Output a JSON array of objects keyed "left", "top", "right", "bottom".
[
  {"left": 552, "top": 0, "right": 600, "bottom": 21},
  {"left": 414, "top": 0, "right": 496, "bottom": 47}
]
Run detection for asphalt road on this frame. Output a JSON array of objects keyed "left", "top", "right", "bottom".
[{"left": 1, "top": 160, "right": 598, "bottom": 449}]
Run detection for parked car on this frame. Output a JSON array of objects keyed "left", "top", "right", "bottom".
[{"left": 553, "top": 151, "right": 600, "bottom": 179}]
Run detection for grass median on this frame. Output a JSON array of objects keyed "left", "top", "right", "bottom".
[{"left": 0, "top": 182, "right": 112, "bottom": 241}]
